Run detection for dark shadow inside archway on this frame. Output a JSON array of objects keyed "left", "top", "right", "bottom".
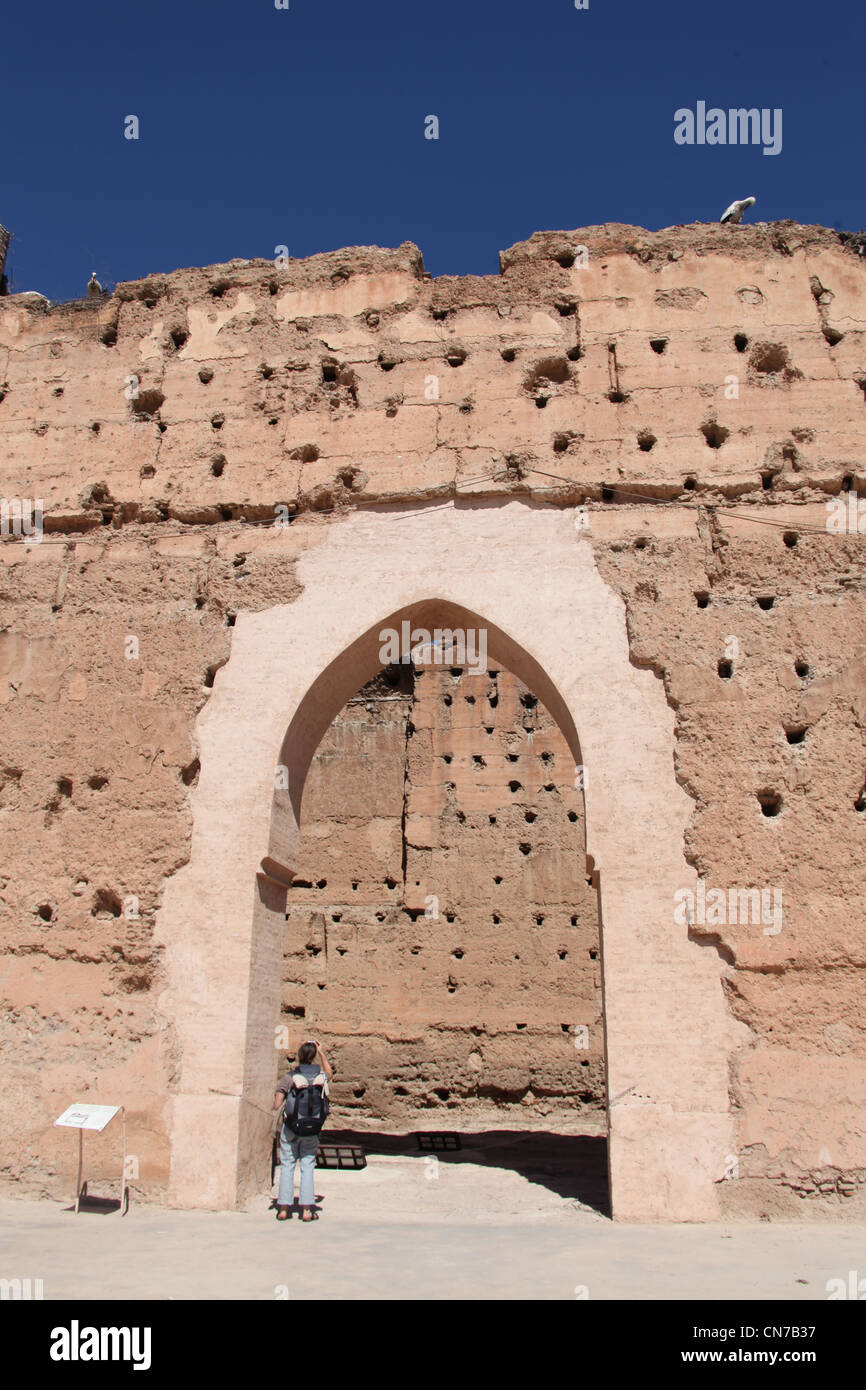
[{"left": 318, "top": 1130, "right": 610, "bottom": 1218}]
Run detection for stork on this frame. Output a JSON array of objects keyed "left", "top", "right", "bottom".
[{"left": 720, "top": 196, "right": 756, "bottom": 225}]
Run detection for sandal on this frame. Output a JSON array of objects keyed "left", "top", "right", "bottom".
[
  {"left": 276, "top": 1205, "right": 291, "bottom": 1220},
  {"left": 300, "top": 1208, "right": 319, "bottom": 1222}
]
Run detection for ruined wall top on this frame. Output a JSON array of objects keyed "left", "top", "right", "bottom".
[{"left": 0, "top": 221, "right": 863, "bottom": 535}]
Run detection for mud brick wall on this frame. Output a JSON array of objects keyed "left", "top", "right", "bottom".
[
  {"left": 1, "top": 218, "right": 865, "bottom": 1215},
  {"left": 284, "top": 665, "right": 604, "bottom": 1127}
]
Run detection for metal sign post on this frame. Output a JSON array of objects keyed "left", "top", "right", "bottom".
[{"left": 54, "top": 1103, "right": 128, "bottom": 1215}]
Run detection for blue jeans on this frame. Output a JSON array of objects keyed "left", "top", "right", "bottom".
[{"left": 278, "top": 1129, "right": 318, "bottom": 1208}]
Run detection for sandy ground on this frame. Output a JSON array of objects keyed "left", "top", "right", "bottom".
[{"left": 2, "top": 1133, "right": 864, "bottom": 1300}]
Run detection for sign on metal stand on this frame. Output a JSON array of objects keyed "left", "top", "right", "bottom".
[{"left": 54, "top": 1104, "right": 128, "bottom": 1215}]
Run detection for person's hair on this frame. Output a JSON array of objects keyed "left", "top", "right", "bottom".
[{"left": 297, "top": 1041, "right": 317, "bottom": 1065}]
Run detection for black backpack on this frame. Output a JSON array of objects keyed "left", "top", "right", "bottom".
[{"left": 284, "top": 1073, "right": 330, "bottom": 1136}]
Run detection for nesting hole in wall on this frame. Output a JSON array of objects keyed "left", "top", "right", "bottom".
[
  {"left": 100, "top": 325, "right": 118, "bottom": 347},
  {"left": 683, "top": 476, "right": 697, "bottom": 491},
  {"left": 760, "top": 470, "right": 775, "bottom": 490},
  {"left": 170, "top": 328, "right": 188, "bottom": 351},
  {"left": 718, "top": 659, "right": 733, "bottom": 679},
  {"left": 823, "top": 326, "right": 844, "bottom": 347},
  {"left": 701, "top": 421, "right": 729, "bottom": 449},
  {"left": 785, "top": 726, "right": 806, "bottom": 745},
  {"left": 377, "top": 352, "right": 399, "bottom": 372},
  {"left": 607, "top": 388, "right": 629, "bottom": 404},
  {"left": 211, "top": 455, "right": 226, "bottom": 477},
  {"left": 758, "top": 791, "right": 783, "bottom": 817},
  {"left": 555, "top": 299, "right": 577, "bottom": 317},
  {"left": 446, "top": 349, "right": 467, "bottom": 367},
  {"left": 37, "top": 903, "right": 56, "bottom": 922},
  {"left": 566, "top": 346, "right": 582, "bottom": 361},
  {"left": 696, "top": 591, "right": 710, "bottom": 608},
  {"left": 637, "top": 430, "right": 657, "bottom": 452},
  {"left": 601, "top": 486, "right": 614, "bottom": 502},
  {"left": 508, "top": 780, "right": 522, "bottom": 793},
  {"left": 525, "top": 356, "right": 571, "bottom": 389},
  {"left": 841, "top": 474, "right": 854, "bottom": 492},
  {"left": 321, "top": 359, "right": 338, "bottom": 384},
  {"left": 519, "top": 842, "right": 532, "bottom": 855},
  {"left": 750, "top": 342, "right": 789, "bottom": 374},
  {"left": 783, "top": 531, "right": 798, "bottom": 548},
  {"left": 92, "top": 887, "right": 122, "bottom": 918},
  {"left": 567, "top": 811, "right": 578, "bottom": 823},
  {"left": 181, "top": 758, "right": 200, "bottom": 786},
  {"left": 198, "top": 367, "right": 214, "bottom": 384},
  {"left": 650, "top": 338, "right": 668, "bottom": 354},
  {"left": 524, "top": 810, "right": 536, "bottom": 823},
  {"left": 132, "top": 388, "right": 164, "bottom": 420},
  {"left": 57, "top": 777, "right": 73, "bottom": 798},
  {"left": 500, "top": 348, "right": 517, "bottom": 362},
  {"left": 211, "top": 413, "right": 225, "bottom": 431},
  {"left": 756, "top": 596, "right": 775, "bottom": 610},
  {"left": 88, "top": 775, "right": 109, "bottom": 790},
  {"left": 734, "top": 333, "right": 748, "bottom": 353},
  {"left": 795, "top": 659, "right": 810, "bottom": 678}
]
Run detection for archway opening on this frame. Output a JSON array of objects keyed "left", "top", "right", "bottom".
[{"left": 273, "top": 604, "right": 610, "bottom": 1217}]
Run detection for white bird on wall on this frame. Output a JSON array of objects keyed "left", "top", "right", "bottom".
[
  {"left": 87, "top": 271, "right": 103, "bottom": 297},
  {"left": 720, "top": 196, "right": 756, "bottom": 225}
]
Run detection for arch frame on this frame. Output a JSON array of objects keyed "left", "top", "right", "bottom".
[{"left": 155, "top": 500, "right": 742, "bottom": 1219}]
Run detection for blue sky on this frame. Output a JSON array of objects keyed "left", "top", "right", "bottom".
[{"left": 3, "top": 0, "right": 863, "bottom": 300}]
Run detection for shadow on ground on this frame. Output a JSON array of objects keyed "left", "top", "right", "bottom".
[{"left": 321, "top": 1129, "right": 611, "bottom": 1218}]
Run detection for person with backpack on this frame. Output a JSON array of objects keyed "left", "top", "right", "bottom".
[{"left": 273, "top": 1040, "right": 332, "bottom": 1222}]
